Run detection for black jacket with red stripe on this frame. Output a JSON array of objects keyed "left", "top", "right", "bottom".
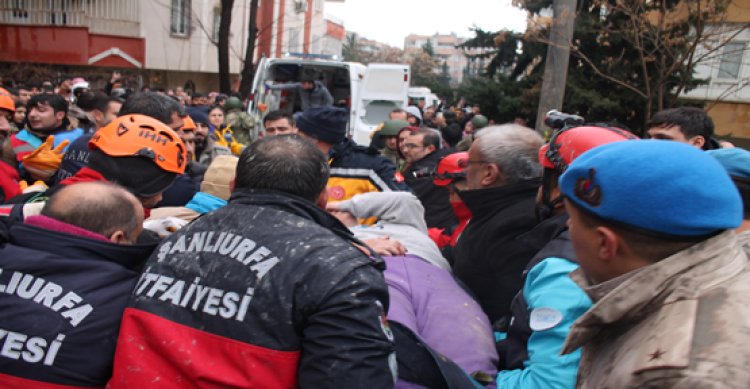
[
  {"left": 0, "top": 217, "right": 155, "bottom": 388},
  {"left": 108, "top": 189, "right": 396, "bottom": 389}
]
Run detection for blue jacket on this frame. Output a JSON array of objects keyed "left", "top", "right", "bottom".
[
  {"left": 0, "top": 218, "right": 156, "bottom": 387},
  {"left": 495, "top": 214, "right": 592, "bottom": 389}
]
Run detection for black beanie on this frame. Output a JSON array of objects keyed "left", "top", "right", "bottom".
[
  {"left": 295, "top": 106, "right": 348, "bottom": 145},
  {"left": 88, "top": 150, "right": 178, "bottom": 197}
]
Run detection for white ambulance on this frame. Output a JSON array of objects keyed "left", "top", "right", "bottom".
[{"left": 249, "top": 56, "right": 410, "bottom": 146}]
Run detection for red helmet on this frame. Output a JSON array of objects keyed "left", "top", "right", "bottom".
[
  {"left": 433, "top": 152, "right": 469, "bottom": 186},
  {"left": 539, "top": 126, "right": 638, "bottom": 172},
  {"left": 89, "top": 114, "right": 187, "bottom": 174}
]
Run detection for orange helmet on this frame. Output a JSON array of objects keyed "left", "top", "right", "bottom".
[
  {"left": 0, "top": 95, "right": 15, "bottom": 113},
  {"left": 539, "top": 126, "right": 638, "bottom": 172},
  {"left": 89, "top": 114, "right": 187, "bottom": 174},
  {"left": 433, "top": 152, "right": 469, "bottom": 186},
  {"left": 181, "top": 115, "right": 197, "bottom": 132}
]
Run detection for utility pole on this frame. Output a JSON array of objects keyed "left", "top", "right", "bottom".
[
  {"left": 239, "top": 0, "right": 259, "bottom": 99},
  {"left": 534, "top": 0, "right": 577, "bottom": 133}
]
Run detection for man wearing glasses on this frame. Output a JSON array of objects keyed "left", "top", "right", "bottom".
[
  {"left": 402, "top": 128, "right": 457, "bottom": 230},
  {"left": 450, "top": 124, "right": 546, "bottom": 325}
]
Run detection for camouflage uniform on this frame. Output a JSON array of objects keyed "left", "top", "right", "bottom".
[{"left": 562, "top": 230, "right": 750, "bottom": 388}]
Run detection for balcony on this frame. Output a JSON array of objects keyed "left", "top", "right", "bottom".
[{"left": 0, "top": 0, "right": 140, "bottom": 37}]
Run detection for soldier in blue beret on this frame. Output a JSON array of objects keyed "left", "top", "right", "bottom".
[{"left": 559, "top": 140, "right": 750, "bottom": 388}]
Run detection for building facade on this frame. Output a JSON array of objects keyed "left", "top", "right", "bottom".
[
  {"left": 681, "top": 0, "right": 750, "bottom": 142},
  {"left": 0, "top": 0, "right": 346, "bottom": 92},
  {"left": 404, "top": 32, "right": 471, "bottom": 86}
]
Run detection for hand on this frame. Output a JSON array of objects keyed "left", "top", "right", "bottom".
[
  {"left": 143, "top": 217, "right": 189, "bottom": 238},
  {"left": 360, "top": 236, "right": 406, "bottom": 257},
  {"left": 22, "top": 136, "right": 69, "bottom": 181},
  {"left": 329, "top": 209, "right": 357, "bottom": 227},
  {"left": 326, "top": 201, "right": 342, "bottom": 211},
  {"left": 111, "top": 71, "right": 121, "bottom": 83},
  {"left": 19, "top": 180, "right": 48, "bottom": 194}
]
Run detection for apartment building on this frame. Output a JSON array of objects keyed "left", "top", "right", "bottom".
[
  {"left": 681, "top": 0, "right": 750, "bottom": 142},
  {"left": 405, "top": 32, "right": 481, "bottom": 85},
  {"left": 0, "top": 0, "right": 345, "bottom": 92}
]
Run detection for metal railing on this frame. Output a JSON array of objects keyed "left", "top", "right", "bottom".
[{"left": 0, "top": 0, "right": 140, "bottom": 37}]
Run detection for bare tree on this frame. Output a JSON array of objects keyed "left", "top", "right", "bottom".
[
  {"left": 525, "top": 0, "right": 748, "bottom": 123},
  {"left": 217, "top": 0, "right": 235, "bottom": 94},
  {"left": 239, "top": 0, "right": 259, "bottom": 99}
]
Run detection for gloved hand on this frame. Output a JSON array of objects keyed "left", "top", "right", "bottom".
[
  {"left": 143, "top": 216, "right": 189, "bottom": 238},
  {"left": 19, "top": 180, "right": 49, "bottom": 194},
  {"left": 22, "top": 136, "right": 69, "bottom": 181},
  {"left": 214, "top": 127, "right": 230, "bottom": 148},
  {"left": 215, "top": 127, "right": 244, "bottom": 156}
]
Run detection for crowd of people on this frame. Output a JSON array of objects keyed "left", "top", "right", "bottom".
[{"left": 0, "top": 73, "right": 749, "bottom": 389}]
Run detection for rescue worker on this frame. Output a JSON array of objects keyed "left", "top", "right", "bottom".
[
  {"left": 2, "top": 114, "right": 187, "bottom": 222},
  {"left": 559, "top": 140, "right": 750, "bottom": 387},
  {"left": 108, "top": 135, "right": 396, "bottom": 388},
  {"left": 295, "top": 106, "right": 408, "bottom": 202},
  {"left": 0, "top": 182, "right": 153, "bottom": 388},
  {"left": 428, "top": 151, "right": 471, "bottom": 257},
  {"left": 495, "top": 125, "right": 638, "bottom": 388}
]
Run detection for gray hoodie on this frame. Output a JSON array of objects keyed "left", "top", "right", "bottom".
[{"left": 337, "top": 191, "right": 451, "bottom": 270}]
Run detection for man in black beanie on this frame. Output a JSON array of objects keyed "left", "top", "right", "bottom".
[{"left": 295, "top": 106, "right": 408, "bottom": 202}]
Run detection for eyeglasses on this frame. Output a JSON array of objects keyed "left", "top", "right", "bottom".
[{"left": 403, "top": 143, "right": 425, "bottom": 150}]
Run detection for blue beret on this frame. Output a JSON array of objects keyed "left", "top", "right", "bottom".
[
  {"left": 707, "top": 148, "right": 750, "bottom": 180},
  {"left": 560, "top": 140, "right": 742, "bottom": 237}
]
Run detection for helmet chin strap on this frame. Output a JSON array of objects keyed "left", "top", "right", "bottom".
[{"left": 536, "top": 168, "right": 564, "bottom": 221}]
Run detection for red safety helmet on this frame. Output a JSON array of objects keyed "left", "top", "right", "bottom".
[
  {"left": 539, "top": 126, "right": 638, "bottom": 172},
  {"left": 89, "top": 114, "right": 187, "bottom": 174},
  {"left": 433, "top": 152, "right": 469, "bottom": 186}
]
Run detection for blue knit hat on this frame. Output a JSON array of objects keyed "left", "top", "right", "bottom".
[
  {"left": 295, "top": 106, "right": 348, "bottom": 144},
  {"left": 707, "top": 148, "right": 750, "bottom": 180},
  {"left": 560, "top": 140, "right": 742, "bottom": 237}
]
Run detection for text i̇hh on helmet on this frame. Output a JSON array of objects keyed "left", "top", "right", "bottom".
[{"left": 89, "top": 114, "right": 187, "bottom": 174}]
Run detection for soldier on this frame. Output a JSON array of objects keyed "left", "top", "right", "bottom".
[{"left": 560, "top": 140, "right": 750, "bottom": 388}]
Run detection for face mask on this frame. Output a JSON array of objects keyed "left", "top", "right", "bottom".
[{"left": 450, "top": 200, "right": 472, "bottom": 220}]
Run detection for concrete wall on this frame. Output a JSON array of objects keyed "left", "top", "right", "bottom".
[{"left": 140, "top": 0, "right": 250, "bottom": 74}]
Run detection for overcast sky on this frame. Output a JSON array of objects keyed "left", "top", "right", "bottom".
[{"left": 325, "top": 0, "right": 528, "bottom": 48}]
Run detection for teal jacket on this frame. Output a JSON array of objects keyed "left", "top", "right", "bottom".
[{"left": 496, "top": 257, "right": 592, "bottom": 388}]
